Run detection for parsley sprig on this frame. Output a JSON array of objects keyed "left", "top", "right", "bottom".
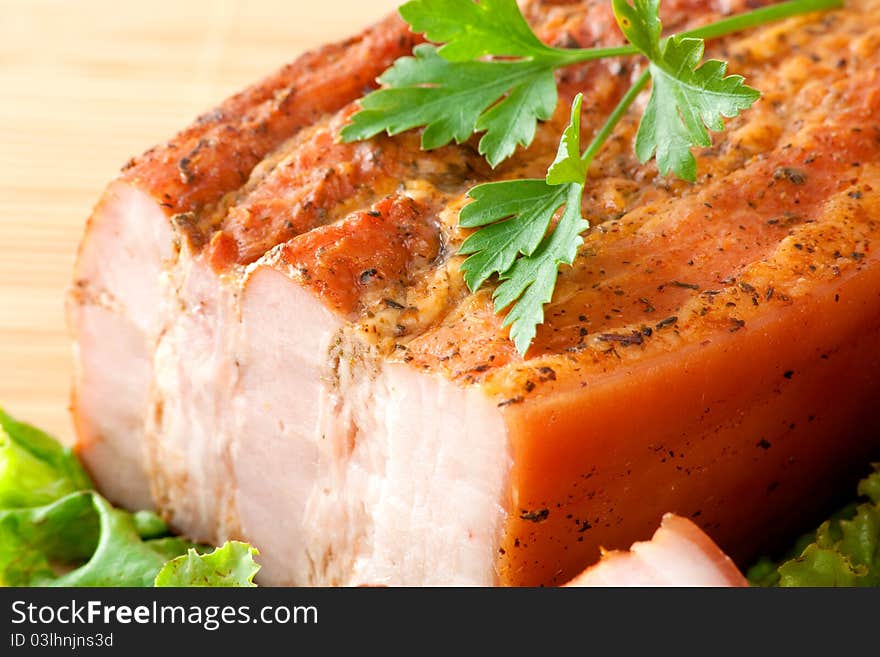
[
  {"left": 343, "top": 0, "right": 843, "bottom": 355},
  {"left": 461, "top": 80, "right": 650, "bottom": 354},
  {"left": 338, "top": 0, "right": 630, "bottom": 166},
  {"left": 615, "top": 0, "right": 760, "bottom": 181}
]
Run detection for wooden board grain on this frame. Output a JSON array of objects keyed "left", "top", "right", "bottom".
[{"left": 0, "top": 0, "right": 401, "bottom": 441}]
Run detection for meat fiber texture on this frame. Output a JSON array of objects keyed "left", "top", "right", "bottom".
[{"left": 69, "top": 0, "right": 880, "bottom": 586}]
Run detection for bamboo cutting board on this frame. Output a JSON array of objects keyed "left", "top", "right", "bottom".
[{"left": 0, "top": 0, "right": 401, "bottom": 441}]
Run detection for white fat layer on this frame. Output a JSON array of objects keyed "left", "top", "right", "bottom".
[
  {"left": 234, "top": 267, "right": 512, "bottom": 586},
  {"left": 71, "top": 182, "right": 173, "bottom": 510}
]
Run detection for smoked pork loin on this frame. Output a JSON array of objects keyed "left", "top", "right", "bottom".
[{"left": 69, "top": 0, "right": 880, "bottom": 585}]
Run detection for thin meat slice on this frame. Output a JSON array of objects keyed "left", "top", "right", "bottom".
[
  {"left": 146, "top": 252, "right": 242, "bottom": 542},
  {"left": 566, "top": 514, "right": 748, "bottom": 587},
  {"left": 232, "top": 195, "right": 505, "bottom": 586},
  {"left": 69, "top": 183, "right": 174, "bottom": 509}
]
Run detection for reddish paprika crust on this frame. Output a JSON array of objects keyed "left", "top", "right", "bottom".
[
  {"left": 268, "top": 194, "right": 441, "bottom": 317},
  {"left": 119, "top": 13, "right": 420, "bottom": 218},
  {"left": 209, "top": 109, "right": 490, "bottom": 268}
]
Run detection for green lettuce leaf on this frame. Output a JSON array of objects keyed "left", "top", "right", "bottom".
[
  {"left": 858, "top": 467, "right": 880, "bottom": 504},
  {"left": 0, "top": 491, "right": 199, "bottom": 587},
  {"left": 0, "top": 409, "right": 261, "bottom": 588},
  {"left": 0, "top": 409, "right": 203, "bottom": 587},
  {"left": 777, "top": 543, "right": 869, "bottom": 587},
  {"left": 132, "top": 509, "right": 173, "bottom": 540},
  {"left": 0, "top": 407, "right": 92, "bottom": 508},
  {"left": 155, "top": 541, "right": 260, "bottom": 587},
  {"left": 748, "top": 465, "right": 880, "bottom": 587}
]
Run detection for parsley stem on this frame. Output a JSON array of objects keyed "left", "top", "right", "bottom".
[
  {"left": 554, "top": 0, "right": 842, "bottom": 65},
  {"left": 553, "top": 44, "right": 637, "bottom": 65},
  {"left": 580, "top": 69, "right": 650, "bottom": 166},
  {"left": 680, "top": 0, "right": 843, "bottom": 41}
]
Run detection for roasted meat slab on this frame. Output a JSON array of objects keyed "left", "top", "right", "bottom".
[{"left": 69, "top": 0, "right": 880, "bottom": 585}]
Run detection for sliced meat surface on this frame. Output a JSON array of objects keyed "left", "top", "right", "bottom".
[
  {"left": 68, "top": 13, "right": 419, "bottom": 511},
  {"left": 566, "top": 514, "right": 748, "bottom": 586},
  {"left": 69, "top": 0, "right": 880, "bottom": 586}
]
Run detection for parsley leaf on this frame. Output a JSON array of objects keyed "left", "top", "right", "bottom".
[
  {"left": 342, "top": 0, "right": 808, "bottom": 169},
  {"left": 460, "top": 97, "right": 589, "bottom": 354},
  {"left": 494, "top": 183, "right": 587, "bottom": 355},
  {"left": 399, "top": 0, "right": 560, "bottom": 61},
  {"left": 341, "top": 44, "right": 556, "bottom": 167},
  {"left": 612, "top": 0, "right": 760, "bottom": 181},
  {"left": 547, "top": 93, "right": 588, "bottom": 185},
  {"left": 459, "top": 180, "right": 571, "bottom": 292},
  {"left": 341, "top": 0, "right": 607, "bottom": 166}
]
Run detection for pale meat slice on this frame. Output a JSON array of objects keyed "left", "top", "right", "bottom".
[
  {"left": 146, "top": 254, "right": 241, "bottom": 541},
  {"left": 566, "top": 514, "right": 748, "bottom": 587},
  {"left": 70, "top": 183, "right": 174, "bottom": 508},
  {"left": 236, "top": 272, "right": 511, "bottom": 585},
  {"left": 234, "top": 195, "right": 511, "bottom": 585},
  {"left": 143, "top": 112, "right": 427, "bottom": 542},
  {"left": 68, "top": 14, "right": 419, "bottom": 511}
]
